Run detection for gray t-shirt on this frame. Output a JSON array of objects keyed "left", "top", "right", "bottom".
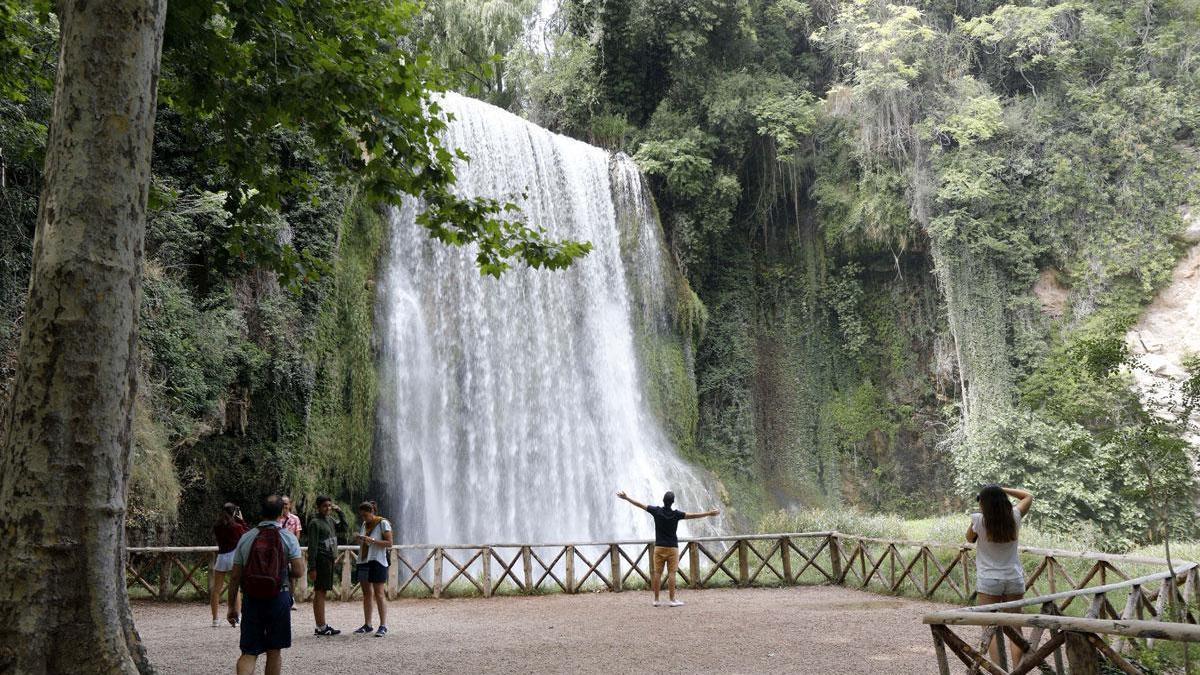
[
  {"left": 971, "top": 507, "right": 1023, "bottom": 580},
  {"left": 233, "top": 521, "right": 303, "bottom": 589}
]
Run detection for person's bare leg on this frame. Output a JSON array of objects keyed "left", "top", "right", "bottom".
[
  {"left": 210, "top": 571, "right": 224, "bottom": 621},
  {"left": 235, "top": 654, "right": 257, "bottom": 675},
  {"left": 362, "top": 583, "right": 374, "bottom": 626},
  {"left": 1004, "top": 595, "right": 1026, "bottom": 666},
  {"left": 374, "top": 583, "right": 388, "bottom": 627},
  {"left": 264, "top": 650, "right": 282, "bottom": 675},
  {"left": 976, "top": 592, "right": 1003, "bottom": 662},
  {"left": 667, "top": 556, "right": 678, "bottom": 602},
  {"left": 314, "top": 589, "right": 325, "bottom": 628}
]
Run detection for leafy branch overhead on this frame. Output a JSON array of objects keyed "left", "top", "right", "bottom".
[{"left": 161, "top": 0, "right": 590, "bottom": 284}]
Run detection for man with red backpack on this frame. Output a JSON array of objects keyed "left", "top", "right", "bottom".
[{"left": 227, "top": 494, "right": 305, "bottom": 675}]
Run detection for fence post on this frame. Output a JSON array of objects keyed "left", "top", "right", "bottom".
[
  {"left": 961, "top": 548, "right": 971, "bottom": 599},
  {"left": 522, "top": 546, "right": 532, "bottom": 593},
  {"left": 1187, "top": 568, "right": 1200, "bottom": 608},
  {"left": 482, "top": 547, "right": 492, "bottom": 598},
  {"left": 890, "top": 545, "right": 899, "bottom": 590},
  {"left": 340, "top": 550, "right": 352, "bottom": 600},
  {"left": 158, "top": 553, "right": 171, "bottom": 600},
  {"left": 565, "top": 545, "right": 576, "bottom": 593},
  {"left": 433, "top": 548, "right": 444, "bottom": 599},
  {"left": 610, "top": 544, "right": 621, "bottom": 592},
  {"left": 738, "top": 540, "right": 749, "bottom": 587},
  {"left": 689, "top": 542, "right": 701, "bottom": 589},
  {"left": 1064, "top": 632, "right": 1098, "bottom": 675},
  {"left": 829, "top": 535, "right": 843, "bottom": 584},
  {"left": 387, "top": 548, "right": 398, "bottom": 600},
  {"left": 922, "top": 548, "right": 930, "bottom": 597},
  {"left": 931, "top": 626, "right": 951, "bottom": 675},
  {"left": 780, "top": 536, "right": 793, "bottom": 584}
]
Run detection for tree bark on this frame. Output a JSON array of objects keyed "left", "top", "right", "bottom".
[{"left": 0, "top": 1, "right": 166, "bottom": 673}]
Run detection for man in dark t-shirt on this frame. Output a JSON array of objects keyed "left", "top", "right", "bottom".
[{"left": 617, "top": 490, "right": 720, "bottom": 607}]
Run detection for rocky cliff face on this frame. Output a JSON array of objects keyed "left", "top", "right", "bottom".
[{"left": 1127, "top": 207, "right": 1200, "bottom": 443}]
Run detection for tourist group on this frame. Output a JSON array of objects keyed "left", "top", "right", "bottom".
[
  {"left": 211, "top": 484, "right": 1030, "bottom": 674},
  {"left": 211, "top": 493, "right": 394, "bottom": 675}
]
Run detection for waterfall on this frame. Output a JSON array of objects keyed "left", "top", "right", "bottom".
[{"left": 375, "top": 94, "right": 719, "bottom": 545}]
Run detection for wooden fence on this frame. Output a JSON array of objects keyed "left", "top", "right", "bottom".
[
  {"left": 924, "top": 561, "right": 1200, "bottom": 674},
  {"left": 127, "top": 532, "right": 1195, "bottom": 609},
  {"left": 130, "top": 531, "right": 1200, "bottom": 670},
  {"left": 129, "top": 532, "right": 842, "bottom": 602}
]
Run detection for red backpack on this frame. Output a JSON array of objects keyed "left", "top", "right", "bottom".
[{"left": 241, "top": 527, "right": 286, "bottom": 599}]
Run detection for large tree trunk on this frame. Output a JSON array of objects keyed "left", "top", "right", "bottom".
[{"left": 0, "top": 1, "right": 165, "bottom": 672}]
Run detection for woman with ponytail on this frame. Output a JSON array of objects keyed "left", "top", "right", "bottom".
[
  {"left": 967, "top": 485, "right": 1033, "bottom": 664},
  {"left": 353, "top": 501, "right": 392, "bottom": 637}
]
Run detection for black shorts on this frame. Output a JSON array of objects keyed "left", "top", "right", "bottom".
[
  {"left": 239, "top": 591, "right": 292, "bottom": 655},
  {"left": 358, "top": 560, "right": 388, "bottom": 584},
  {"left": 312, "top": 557, "right": 335, "bottom": 592}
]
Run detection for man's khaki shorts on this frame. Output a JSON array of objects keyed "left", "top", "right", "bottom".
[{"left": 651, "top": 546, "right": 679, "bottom": 580}]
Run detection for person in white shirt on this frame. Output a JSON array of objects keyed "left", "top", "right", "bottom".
[
  {"left": 967, "top": 484, "right": 1033, "bottom": 666},
  {"left": 353, "top": 500, "right": 393, "bottom": 637}
]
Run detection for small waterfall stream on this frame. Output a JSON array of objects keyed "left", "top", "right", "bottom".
[{"left": 375, "top": 94, "right": 719, "bottom": 545}]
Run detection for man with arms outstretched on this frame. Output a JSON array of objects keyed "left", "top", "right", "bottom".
[{"left": 617, "top": 490, "right": 719, "bottom": 607}]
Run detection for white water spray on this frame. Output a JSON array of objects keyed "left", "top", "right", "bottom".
[{"left": 375, "top": 94, "right": 720, "bottom": 545}]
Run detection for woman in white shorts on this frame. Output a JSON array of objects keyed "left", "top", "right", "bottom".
[
  {"left": 211, "top": 503, "right": 249, "bottom": 626},
  {"left": 967, "top": 484, "right": 1033, "bottom": 666}
]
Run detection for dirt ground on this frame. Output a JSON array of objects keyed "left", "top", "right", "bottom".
[{"left": 134, "top": 585, "right": 963, "bottom": 674}]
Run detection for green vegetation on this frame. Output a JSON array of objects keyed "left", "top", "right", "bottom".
[
  {"left": 758, "top": 508, "right": 1111, "bottom": 553},
  {"left": 499, "top": 0, "right": 1200, "bottom": 545},
  {"left": 2, "top": 0, "right": 1198, "bottom": 552},
  {"left": 0, "top": 0, "right": 594, "bottom": 548}
]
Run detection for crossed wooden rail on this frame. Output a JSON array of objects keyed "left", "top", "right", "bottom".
[
  {"left": 128, "top": 532, "right": 1200, "bottom": 670},
  {"left": 127, "top": 532, "right": 844, "bottom": 602},
  {"left": 924, "top": 560, "right": 1200, "bottom": 674},
  {"left": 127, "top": 532, "right": 1191, "bottom": 609}
]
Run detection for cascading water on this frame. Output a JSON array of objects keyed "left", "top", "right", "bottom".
[{"left": 375, "top": 94, "right": 721, "bottom": 545}]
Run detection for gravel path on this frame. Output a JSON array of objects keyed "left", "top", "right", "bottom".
[{"left": 135, "top": 585, "right": 963, "bottom": 674}]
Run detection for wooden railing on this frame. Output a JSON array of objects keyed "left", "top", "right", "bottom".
[
  {"left": 129, "top": 532, "right": 842, "bottom": 602},
  {"left": 924, "top": 560, "right": 1200, "bottom": 674},
  {"left": 127, "top": 532, "right": 1194, "bottom": 611}
]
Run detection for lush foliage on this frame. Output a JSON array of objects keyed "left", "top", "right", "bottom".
[
  {"left": 519, "top": 0, "right": 1200, "bottom": 541},
  {"left": 161, "top": 0, "right": 589, "bottom": 281},
  {"left": 0, "top": 0, "right": 590, "bottom": 542},
  {"left": 3, "top": 0, "right": 1198, "bottom": 546}
]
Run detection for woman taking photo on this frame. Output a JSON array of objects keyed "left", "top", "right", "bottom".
[
  {"left": 354, "top": 501, "right": 393, "bottom": 637},
  {"left": 211, "top": 502, "right": 249, "bottom": 626},
  {"left": 967, "top": 484, "right": 1033, "bottom": 665}
]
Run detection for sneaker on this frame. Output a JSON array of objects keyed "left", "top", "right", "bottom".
[
  {"left": 652, "top": 600, "right": 661, "bottom": 607},
  {"left": 353, "top": 624, "right": 374, "bottom": 634},
  {"left": 668, "top": 600, "right": 685, "bottom": 607},
  {"left": 212, "top": 619, "right": 220, "bottom": 628},
  {"left": 375, "top": 626, "right": 388, "bottom": 638},
  {"left": 315, "top": 626, "right": 341, "bottom": 636}
]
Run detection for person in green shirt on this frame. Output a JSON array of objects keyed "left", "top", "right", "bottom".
[{"left": 306, "top": 495, "right": 347, "bottom": 635}]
